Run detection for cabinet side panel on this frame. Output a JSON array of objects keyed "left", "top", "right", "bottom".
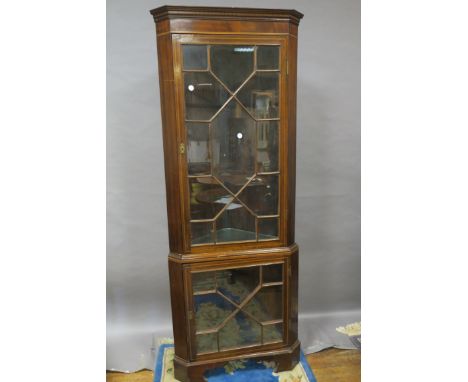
[
  {"left": 168, "top": 259, "right": 190, "bottom": 360},
  {"left": 156, "top": 33, "right": 184, "bottom": 252},
  {"left": 286, "top": 31, "right": 298, "bottom": 245},
  {"left": 288, "top": 247, "right": 299, "bottom": 345}
]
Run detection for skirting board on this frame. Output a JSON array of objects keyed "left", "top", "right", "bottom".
[{"left": 106, "top": 309, "right": 361, "bottom": 373}]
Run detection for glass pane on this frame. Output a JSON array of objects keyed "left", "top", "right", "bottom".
[
  {"left": 238, "top": 175, "right": 279, "bottom": 216},
  {"left": 237, "top": 72, "right": 279, "bottom": 119},
  {"left": 187, "top": 122, "right": 210, "bottom": 175},
  {"left": 219, "top": 311, "right": 261, "bottom": 350},
  {"left": 262, "top": 264, "right": 283, "bottom": 283},
  {"left": 212, "top": 100, "right": 256, "bottom": 194},
  {"left": 216, "top": 267, "right": 260, "bottom": 304},
  {"left": 243, "top": 285, "right": 283, "bottom": 322},
  {"left": 196, "top": 333, "right": 218, "bottom": 354},
  {"left": 210, "top": 45, "right": 254, "bottom": 91},
  {"left": 191, "top": 222, "right": 214, "bottom": 245},
  {"left": 258, "top": 218, "right": 279, "bottom": 240},
  {"left": 257, "top": 46, "right": 279, "bottom": 70},
  {"left": 194, "top": 293, "right": 235, "bottom": 332},
  {"left": 257, "top": 120, "right": 279, "bottom": 172},
  {"left": 263, "top": 264, "right": 283, "bottom": 283},
  {"left": 189, "top": 178, "right": 232, "bottom": 220},
  {"left": 192, "top": 271, "right": 216, "bottom": 293},
  {"left": 183, "top": 45, "right": 208, "bottom": 70},
  {"left": 263, "top": 323, "right": 283, "bottom": 344},
  {"left": 184, "top": 72, "right": 230, "bottom": 121},
  {"left": 216, "top": 205, "right": 256, "bottom": 243}
]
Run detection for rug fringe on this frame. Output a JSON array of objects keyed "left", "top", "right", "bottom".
[
  {"left": 157, "top": 337, "right": 174, "bottom": 345},
  {"left": 336, "top": 321, "right": 361, "bottom": 336}
]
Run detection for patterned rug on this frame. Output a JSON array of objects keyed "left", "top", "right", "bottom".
[{"left": 154, "top": 343, "right": 317, "bottom": 382}]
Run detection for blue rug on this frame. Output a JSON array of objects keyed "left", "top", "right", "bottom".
[{"left": 154, "top": 343, "right": 317, "bottom": 382}]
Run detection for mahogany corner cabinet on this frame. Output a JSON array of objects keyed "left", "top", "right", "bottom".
[{"left": 149, "top": 6, "right": 304, "bottom": 382}]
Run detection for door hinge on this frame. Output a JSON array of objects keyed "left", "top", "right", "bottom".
[
  {"left": 179, "top": 142, "right": 185, "bottom": 154},
  {"left": 286, "top": 58, "right": 289, "bottom": 76},
  {"left": 188, "top": 310, "right": 194, "bottom": 320}
]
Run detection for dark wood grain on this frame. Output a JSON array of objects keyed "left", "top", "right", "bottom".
[
  {"left": 156, "top": 32, "right": 185, "bottom": 253},
  {"left": 286, "top": 24, "right": 298, "bottom": 246},
  {"left": 150, "top": 5, "right": 303, "bottom": 25},
  {"left": 151, "top": 6, "right": 303, "bottom": 381}
]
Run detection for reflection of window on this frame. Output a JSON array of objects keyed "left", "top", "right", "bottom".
[
  {"left": 257, "top": 121, "right": 279, "bottom": 173},
  {"left": 252, "top": 90, "right": 275, "bottom": 119},
  {"left": 257, "top": 121, "right": 270, "bottom": 171}
]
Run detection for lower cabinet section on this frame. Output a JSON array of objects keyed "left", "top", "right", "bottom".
[
  {"left": 168, "top": 246, "right": 300, "bottom": 382},
  {"left": 186, "top": 260, "right": 287, "bottom": 358}
]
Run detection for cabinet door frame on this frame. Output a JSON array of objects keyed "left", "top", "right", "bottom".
[
  {"left": 172, "top": 34, "right": 290, "bottom": 253},
  {"left": 183, "top": 256, "right": 290, "bottom": 361}
]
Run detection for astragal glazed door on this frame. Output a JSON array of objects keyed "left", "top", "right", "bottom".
[
  {"left": 178, "top": 39, "right": 287, "bottom": 248},
  {"left": 187, "top": 260, "right": 287, "bottom": 358}
]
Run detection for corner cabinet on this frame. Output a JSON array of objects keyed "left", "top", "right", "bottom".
[{"left": 149, "top": 6, "right": 303, "bottom": 382}]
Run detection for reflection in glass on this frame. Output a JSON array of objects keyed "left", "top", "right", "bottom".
[
  {"left": 237, "top": 175, "right": 279, "bottom": 216},
  {"left": 216, "top": 267, "right": 260, "bottom": 304},
  {"left": 194, "top": 293, "right": 235, "bottom": 331},
  {"left": 243, "top": 285, "right": 283, "bottom": 322},
  {"left": 189, "top": 177, "right": 231, "bottom": 220},
  {"left": 257, "top": 120, "right": 279, "bottom": 172},
  {"left": 258, "top": 218, "right": 279, "bottom": 240},
  {"left": 184, "top": 72, "right": 230, "bottom": 121},
  {"left": 191, "top": 222, "right": 214, "bottom": 245},
  {"left": 257, "top": 46, "right": 279, "bottom": 70},
  {"left": 212, "top": 100, "right": 256, "bottom": 193},
  {"left": 216, "top": 205, "right": 256, "bottom": 242},
  {"left": 187, "top": 122, "right": 210, "bottom": 175},
  {"left": 237, "top": 72, "right": 279, "bottom": 119},
  {"left": 196, "top": 333, "right": 218, "bottom": 354},
  {"left": 210, "top": 45, "right": 254, "bottom": 91},
  {"left": 192, "top": 271, "right": 216, "bottom": 293},
  {"left": 190, "top": 264, "right": 284, "bottom": 353},
  {"left": 183, "top": 45, "right": 208, "bottom": 70},
  {"left": 219, "top": 311, "right": 261, "bottom": 350},
  {"left": 262, "top": 264, "right": 283, "bottom": 283},
  {"left": 263, "top": 323, "right": 283, "bottom": 344}
]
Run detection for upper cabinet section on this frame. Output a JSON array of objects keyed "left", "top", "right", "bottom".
[
  {"left": 150, "top": 6, "right": 303, "bottom": 36},
  {"left": 151, "top": 6, "right": 302, "bottom": 254}
]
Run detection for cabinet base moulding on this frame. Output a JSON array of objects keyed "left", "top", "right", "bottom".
[{"left": 173, "top": 340, "right": 301, "bottom": 382}]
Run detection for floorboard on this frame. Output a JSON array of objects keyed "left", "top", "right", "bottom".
[{"left": 307, "top": 348, "right": 361, "bottom": 382}]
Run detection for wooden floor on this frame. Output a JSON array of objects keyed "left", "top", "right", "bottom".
[
  {"left": 306, "top": 348, "right": 361, "bottom": 382},
  {"left": 106, "top": 348, "right": 360, "bottom": 382}
]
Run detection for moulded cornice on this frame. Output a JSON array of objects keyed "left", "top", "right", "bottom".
[{"left": 150, "top": 5, "right": 304, "bottom": 25}]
